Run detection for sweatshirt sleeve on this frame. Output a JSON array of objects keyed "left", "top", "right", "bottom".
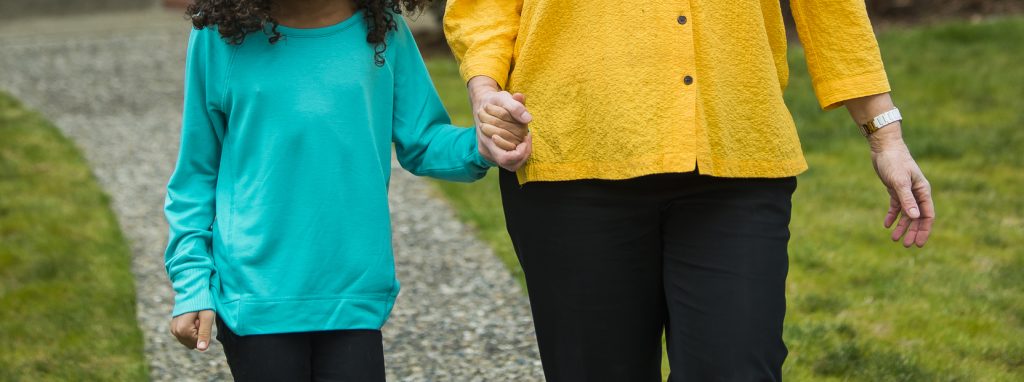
[
  {"left": 163, "top": 28, "right": 227, "bottom": 317},
  {"left": 443, "top": 0, "right": 522, "bottom": 88},
  {"left": 390, "top": 17, "right": 493, "bottom": 182},
  {"left": 791, "top": 0, "right": 892, "bottom": 110}
]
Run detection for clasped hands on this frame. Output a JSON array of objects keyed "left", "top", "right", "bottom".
[{"left": 469, "top": 76, "right": 533, "bottom": 171}]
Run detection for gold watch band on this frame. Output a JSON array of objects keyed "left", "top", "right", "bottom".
[{"left": 860, "top": 108, "right": 903, "bottom": 136}]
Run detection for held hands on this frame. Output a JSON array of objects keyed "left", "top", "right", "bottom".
[
  {"left": 170, "top": 309, "right": 215, "bottom": 352},
  {"left": 468, "top": 76, "right": 532, "bottom": 171},
  {"left": 869, "top": 125, "right": 935, "bottom": 248},
  {"left": 480, "top": 93, "right": 531, "bottom": 151}
]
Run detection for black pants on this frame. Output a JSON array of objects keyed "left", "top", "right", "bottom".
[
  {"left": 500, "top": 170, "right": 795, "bottom": 382},
  {"left": 216, "top": 317, "right": 385, "bottom": 382}
]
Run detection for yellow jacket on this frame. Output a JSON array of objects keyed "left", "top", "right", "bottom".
[{"left": 444, "top": 0, "right": 891, "bottom": 183}]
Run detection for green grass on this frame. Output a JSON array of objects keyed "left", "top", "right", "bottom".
[
  {"left": 427, "top": 17, "right": 1024, "bottom": 381},
  {"left": 0, "top": 93, "right": 147, "bottom": 380}
]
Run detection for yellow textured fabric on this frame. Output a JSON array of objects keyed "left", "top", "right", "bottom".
[{"left": 444, "top": 0, "right": 891, "bottom": 183}]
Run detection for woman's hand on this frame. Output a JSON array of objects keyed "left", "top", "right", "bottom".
[
  {"left": 869, "top": 127, "right": 934, "bottom": 247},
  {"left": 468, "top": 76, "right": 533, "bottom": 171},
  {"left": 845, "top": 93, "right": 934, "bottom": 248},
  {"left": 170, "top": 309, "right": 216, "bottom": 351}
]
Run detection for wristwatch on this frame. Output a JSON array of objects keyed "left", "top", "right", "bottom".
[{"left": 860, "top": 108, "right": 902, "bottom": 136}]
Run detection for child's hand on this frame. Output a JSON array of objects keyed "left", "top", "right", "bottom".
[{"left": 170, "top": 309, "right": 215, "bottom": 351}]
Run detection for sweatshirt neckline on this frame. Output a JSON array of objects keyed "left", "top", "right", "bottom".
[{"left": 273, "top": 10, "right": 364, "bottom": 37}]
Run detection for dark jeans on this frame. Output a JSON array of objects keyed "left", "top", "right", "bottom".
[
  {"left": 499, "top": 170, "right": 796, "bottom": 382},
  {"left": 216, "top": 317, "right": 385, "bottom": 382}
]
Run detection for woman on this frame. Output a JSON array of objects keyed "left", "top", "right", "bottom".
[{"left": 445, "top": 1, "right": 935, "bottom": 381}]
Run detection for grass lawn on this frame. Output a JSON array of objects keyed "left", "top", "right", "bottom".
[
  {"left": 0, "top": 93, "right": 147, "bottom": 380},
  {"left": 427, "top": 17, "right": 1024, "bottom": 381}
]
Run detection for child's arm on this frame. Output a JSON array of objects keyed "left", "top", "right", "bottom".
[
  {"left": 390, "top": 17, "right": 498, "bottom": 182},
  {"left": 163, "top": 29, "right": 226, "bottom": 341}
]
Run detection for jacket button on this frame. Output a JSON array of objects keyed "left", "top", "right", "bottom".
[
  {"left": 677, "top": 15, "right": 688, "bottom": 25},
  {"left": 683, "top": 75, "right": 694, "bottom": 85}
]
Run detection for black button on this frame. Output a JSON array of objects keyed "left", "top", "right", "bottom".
[
  {"left": 683, "top": 75, "right": 694, "bottom": 85},
  {"left": 677, "top": 15, "right": 688, "bottom": 25}
]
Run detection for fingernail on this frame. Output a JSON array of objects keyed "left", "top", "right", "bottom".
[
  {"left": 522, "top": 111, "right": 533, "bottom": 121},
  {"left": 909, "top": 207, "right": 920, "bottom": 218},
  {"left": 198, "top": 341, "right": 207, "bottom": 350}
]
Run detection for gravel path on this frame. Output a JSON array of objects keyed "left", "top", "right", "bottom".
[{"left": 0, "top": 10, "right": 542, "bottom": 381}]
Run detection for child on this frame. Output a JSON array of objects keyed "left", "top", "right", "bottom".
[{"left": 163, "top": 0, "right": 531, "bottom": 380}]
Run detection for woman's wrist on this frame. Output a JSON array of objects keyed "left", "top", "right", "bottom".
[
  {"left": 843, "top": 92, "right": 908, "bottom": 153},
  {"left": 468, "top": 75, "right": 501, "bottom": 108},
  {"left": 867, "top": 122, "right": 908, "bottom": 153},
  {"left": 845, "top": 93, "right": 896, "bottom": 125}
]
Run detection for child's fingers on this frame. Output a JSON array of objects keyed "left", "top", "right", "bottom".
[
  {"left": 480, "top": 105, "right": 529, "bottom": 138},
  {"left": 492, "top": 134, "right": 519, "bottom": 152},
  {"left": 476, "top": 126, "right": 512, "bottom": 159},
  {"left": 478, "top": 110, "right": 527, "bottom": 136},
  {"left": 482, "top": 103, "right": 516, "bottom": 123},
  {"left": 169, "top": 312, "right": 199, "bottom": 349},
  {"left": 481, "top": 124, "right": 522, "bottom": 147},
  {"left": 491, "top": 135, "right": 519, "bottom": 151},
  {"left": 482, "top": 120, "right": 528, "bottom": 143},
  {"left": 196, "top": 310, "right": 215, "bottom": 352}
]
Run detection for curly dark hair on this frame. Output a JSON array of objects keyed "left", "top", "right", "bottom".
[{"left": 186, "top": 0, "right": 430, "bottom": 66}]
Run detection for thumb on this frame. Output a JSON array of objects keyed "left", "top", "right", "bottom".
[
  {"left": 510, "top": 93, "right": 533, "bottom": 123},
  {"left": 893, "top": 180, "right": 921, "bottom": 219},
  {"left": 196, "top": 310, "right": 215, "bottom": 351}
]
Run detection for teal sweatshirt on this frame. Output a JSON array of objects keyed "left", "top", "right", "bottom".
[{"left": 164, "top": 12, "right": 491, "bottom": 335}]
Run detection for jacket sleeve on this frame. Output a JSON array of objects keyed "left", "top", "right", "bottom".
[
  {"left": 443, "top": 0, "right": 523, "bottom": 88},
  {"left": 163, "top": 28, "right": 227, "bottom": 317},
  {"left": 390, "top": 17, "right": 493, "bottom": 182},
  {"left": 791, "top": 0, "right": 892, "bottom": 110}
]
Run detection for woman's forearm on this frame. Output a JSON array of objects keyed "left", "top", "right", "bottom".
[
  {"left": 468, "top": 75, "right": 502, "bottom": 110},
  {"left": 844, "top": 92, "right": 907, "bottom": 152}
]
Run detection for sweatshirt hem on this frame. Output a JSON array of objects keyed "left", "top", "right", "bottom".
[{"left": 216, "top": 293, "right": 398, "bottom": 336}]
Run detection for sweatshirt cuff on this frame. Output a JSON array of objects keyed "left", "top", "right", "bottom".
[
  {"left": 468, "top": 128, "right": 497, "bottom": 167},
  {"left": 459, "top": 54, "right": 513, "bottom": 90},
  {"left": 171, "top": 268, "right": 216, "bottom": 317},
  {"left": 814, "top": 70, "right": 892, "bottom": 111},
  {"left": 471, "top": 150, "right": 496, "bottom": 171}
]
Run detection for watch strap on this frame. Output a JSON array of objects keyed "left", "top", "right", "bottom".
[{"left": 860, "top": 108, "right": 902, "bottom": 136}]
